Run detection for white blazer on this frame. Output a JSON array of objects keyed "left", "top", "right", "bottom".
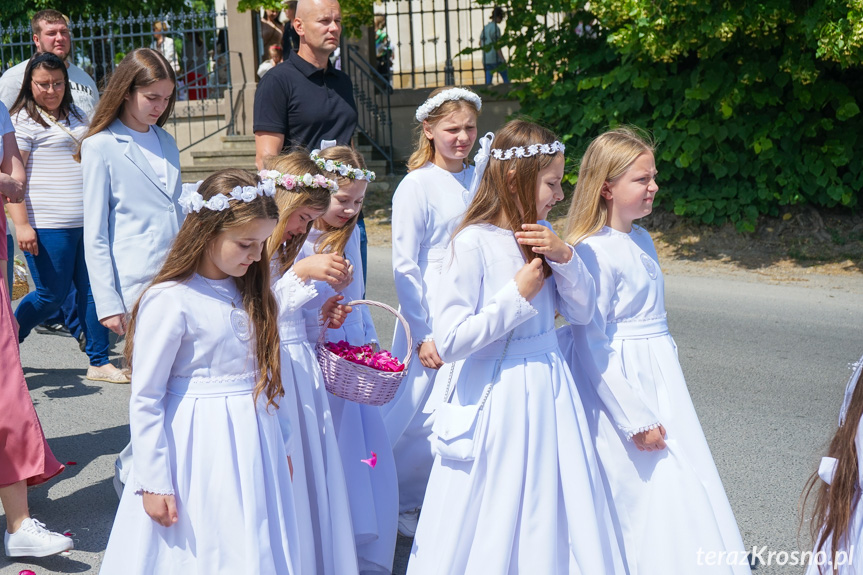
[{"left": 82, "top": 118, "right": 184, "bottom": 320}]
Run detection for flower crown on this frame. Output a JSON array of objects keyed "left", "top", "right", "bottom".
[
  {"left": 258, "top": 170, "right": 339, "bottom": 193},
  {"left": 491, "top": 141, "right": 566, "bottom": 160},
  {"left": 415, "top": 88, "right": 482, "bottom": 122},
  {"left": 310, "top": 149, "right": 376, "bottom": 182},
  {"left": 178, "top": 179, "right": 276, "bottom": 215}
]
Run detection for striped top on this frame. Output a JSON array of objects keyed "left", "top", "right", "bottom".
[{"left": 13, "top": 106, "right": 88, "bottom": 228}]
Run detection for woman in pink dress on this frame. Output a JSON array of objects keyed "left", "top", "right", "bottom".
[{"left": 0, "top": 99, "right": 73, "bottom": 559}]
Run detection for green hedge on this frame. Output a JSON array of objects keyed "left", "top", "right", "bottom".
[{"left": 484, "top": 1, "right": 863, "bottom": 230}]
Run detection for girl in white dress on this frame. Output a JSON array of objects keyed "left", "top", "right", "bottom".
[
  {"left": 557, "top": 127, "right": 750, "bottom": 574},
  {"left": 297, "top": 145, "right": 398, "bottom": 573},
  {"left": 262, "top": 151, "right": 360, "bottom": 575},
  {"left": 99, "top": 169, "right": 300, "bottom": 575},
  {"left": 802, "top": 354, "right": 863, "bottom": 575},
  {"left": 408, "top": 120, "right": 625, "bottom": 574},
  {"left": 381, "top": 87, "right": 482, "bottom": 534}
]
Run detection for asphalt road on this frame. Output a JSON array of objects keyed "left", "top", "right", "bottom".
[{"left": 2, "top": 246, "right": 862, "bottom": 575}]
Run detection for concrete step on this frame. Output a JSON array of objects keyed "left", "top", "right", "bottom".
[
  {"left": 181, "top": 165, "right": 257, "bottom": 183},
  {"left": 191, "top": 149, "right": 257, "bottom": 166},
  {"left": 220, "top": 135, "right": 256, "bottom": 150}
]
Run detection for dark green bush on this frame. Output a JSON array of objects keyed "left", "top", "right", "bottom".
[{"left": 484, "top": 0, "right": 863, "bottom": 230}]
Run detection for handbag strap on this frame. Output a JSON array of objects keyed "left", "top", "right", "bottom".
[{"left": 441, "top": 331, "right": 515, "bottom": 409}]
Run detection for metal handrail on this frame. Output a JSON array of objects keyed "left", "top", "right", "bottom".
[{"left": 345, "top": 44, "right": 395, "bottom": 175}]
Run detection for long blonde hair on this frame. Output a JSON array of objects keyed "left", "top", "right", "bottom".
[
  {"left": 311, "top": 146, "right": 368, "bottom": 256},
  {"left": 406, "top": 86, "right": 480, "bottom": 172},
  {"left": 265, "top": 151, "right": 334, "bottom": 274},
  {"left": 124, "top": 169, "right": 283, "bottom": 409},
  {"left": 801, "top": 366, "right": 863, "bottom": 573},
  {"left": 563, "top": 127, "right": 654, "bottom": 245},
  {"left": 455, "top": 119, "right": 562, "bottom": 278}
]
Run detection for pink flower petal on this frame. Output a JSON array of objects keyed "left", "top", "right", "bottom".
[
  {"left": 360, "top": 451, "right": 377, "bottom": 468},
  {"left": 19, "top": 570, "right": 37, "bottom": 575},
  {"left": 66, "top": 461, "right": 77, "bottom": 465}
]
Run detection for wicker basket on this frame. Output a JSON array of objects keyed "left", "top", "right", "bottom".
[
  {"left": 316, "top": 299, "right": 413, "bottom": 406},
  {"left": 11, "top": 258, "right": 29, "bottom": 301}
]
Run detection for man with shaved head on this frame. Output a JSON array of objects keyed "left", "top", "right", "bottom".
[{"left": 253, "top": 0, "right": 358, "bottom": 167}]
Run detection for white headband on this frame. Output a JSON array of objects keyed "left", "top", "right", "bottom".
[
  {"left": 310, "top": 148, "right": 376, "bottom": 182},
  {"left": 415, "top": 88, "right": 482, "bottom": 122},
  {"left": 178, "top": 179, "right": 276, "bottom": 215},
  {"left": 258, "top": 170, "right": 340, "bottom": 194},
  {"left": 491, "top": 141, "right": 566, "bottom": 160}
]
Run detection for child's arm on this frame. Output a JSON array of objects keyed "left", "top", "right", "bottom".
[
  {"left": 391, "top": 180, "right": 434, "bottom": 345},
  {"left": 129, "top": 286, "right": 186, "bottom": 523},
  {"left": 571, "top": 242, "right": 664, "bottom": 447},
  {"left": 516, "top": 222, "right": 595, "bottom": 325},
  {"left": 433, "top": 238, "right": 540, "bottom": 364}
]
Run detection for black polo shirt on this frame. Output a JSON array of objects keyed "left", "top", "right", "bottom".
[{"left": 254, "top": 50, "right": 357, "bottom": 149}]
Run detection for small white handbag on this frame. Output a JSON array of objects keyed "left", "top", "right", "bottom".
[{"left": 431, "top": 332, "right": 514, "bottom": 462}]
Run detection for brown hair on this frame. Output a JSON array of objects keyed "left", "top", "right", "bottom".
[
  {"left": 10, "top": 52, "right": 82, "bottom": 128},
  {"left": 265, "top": 151, "right": 334, "bottom": 274},
  {"left": 563, "top": 126, "right": 654, "bottom": 246},
  {"left": 31, "top": 10, "right": 68, "bottom": 35},
  {"left": 801, "top": 366, "right": 863, "bottom": 573},
  {"left": 75, "top": 48, "right": 176, "bottom": 162},
  {"left": 455, "top": 119, "right": 562, "bottom": 278},
  {"left": 124, "top": 169, "right": 283, "bottom": 408},
  {"left": 406, "top": 86, "right": 480, "bottom": 172},
  {"left": 311, "top": 146, "right": 368, "bottom": 256}
]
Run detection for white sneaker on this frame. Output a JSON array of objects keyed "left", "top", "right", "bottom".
[
  {"left": 4, "top": 518, "right": 73, "bottom": 557},
  {"left": 397, "top": 508, "right": 420, "bottom": 538}
]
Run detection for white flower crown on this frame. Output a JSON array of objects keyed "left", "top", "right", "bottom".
[
  {"left": 490, "top": 141, "right": 566, "bottom": 160},
  {"left": 178, "top": 179, "right": 276, "bottom": 215},
  {"left": 310, "top": 149, "right": 376, "bottom": 182},
  {"left": 257, "top": 170, "right": 340, "bottom": 193},
  {"left": 415, "top": 88, "right": 482, "bottom": 122}
]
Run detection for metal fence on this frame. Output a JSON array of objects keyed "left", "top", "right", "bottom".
[
  {"left": 0, "top": 8, "right": 235, "bottom": 151},
  {"left": 376, "top": 0, "right": 565, "bottom": 89}
]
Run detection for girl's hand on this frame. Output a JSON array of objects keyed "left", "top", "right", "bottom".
[
  {"left": 514, "top": 257, "right": 544, "bottom": 301},
  {"left": 515, "top": 223, "right": 572, "bottom": 264},
  {"left": 322, "top": 294, "right": 352, "bottom": 329},
  {"left": 293, "top": 253, "right": 351, "bottom": 287},
  {"left": 0, "top": 174, "right": 24, "bottom": 203},
  {"left": 331, "top": 259, "right": 354, "bottom": 292},
  {"left": 632, "top": 424, "right": 667, "bottom": 452},
  {"left": 142, "top": 492, "right": 179, "bottom": 527},
  {"left": 101, "top": 313, "right": 127, "bottom": 335},
  {"left": 418, "top": 340, "right": 444, "bottom": 370},
  {"left": 16, "top": 224, "right": 37, "bottom": 255}
]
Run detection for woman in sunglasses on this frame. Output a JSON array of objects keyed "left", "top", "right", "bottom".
[{"left": 6, "top": 52, "right": 122, "bottom": 382}]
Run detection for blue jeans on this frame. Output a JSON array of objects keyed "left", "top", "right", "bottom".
[
  {"left": 5, "top": 234, "right": 12, "bottom": 295},
  {"left": 15, "top": 227, "right": 111, "bottom": 366},
  {"left": 484, "top": 63, "right": 510, "bottom": 85}
]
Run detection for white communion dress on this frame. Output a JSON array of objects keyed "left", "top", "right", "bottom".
[
  {"left": 804, "top": 355, "right": 863, "bottom": 575},
  {"left": 558, "top": 225, "right": 750, "bottom": 575},
  {"left": 99, "top": 275, "right": 300, "bottom": 575},
  {"left": 271, "top": 265, "right": 359, "bottom": 575},
  {"left": 299, "top": 227, "right": 399, "bottom": 574},
  {"left": 407, "top": 223, "right": 625, "bottom": 574},
  {"left": 382, "top": 161, "right": 474, "bottom": 515}
]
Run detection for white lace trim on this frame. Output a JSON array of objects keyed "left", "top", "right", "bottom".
[
  {"left": 621, "top": 421, "right": 662, "bottom": 441},
  {"left": 136, "top": 485, "right": 176, "bottom": 496},
  {"left": 421, "top": 334, "right": 435, "bottom": 343},
  {"left": 282, "top": 269, "right": 318, "bottom": 313},
  {"left": 510, "top": 279, "right": 536, "bottom": 320}
]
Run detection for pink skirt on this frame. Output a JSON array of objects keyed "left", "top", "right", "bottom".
[{"left": 0, "top": 278, "right": 64, "bottom": 487}]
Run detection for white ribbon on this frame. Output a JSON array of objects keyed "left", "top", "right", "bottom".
[
  {"left": 468, "top": 132, "right": 495, "bottom": 196},
  {"left": 319, "top": 139, "right": 337, "bottom": 150}
]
